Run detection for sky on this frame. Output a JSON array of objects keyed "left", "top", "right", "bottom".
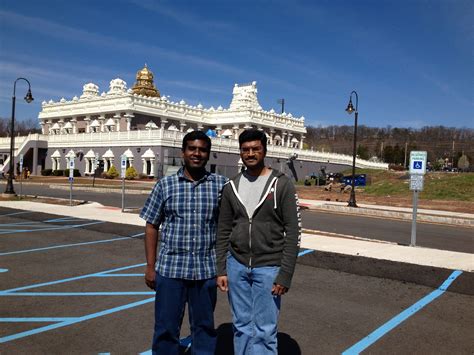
[{"left": 0, "top": 0, "right": 472, "bottom": 129}]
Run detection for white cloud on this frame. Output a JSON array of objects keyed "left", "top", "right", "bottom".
[
  {"left": 0, "top": 10, "right": 245, "bottom": 77},
  {"left": 127, "top": 0, "right": 236, "bottom": 32}
]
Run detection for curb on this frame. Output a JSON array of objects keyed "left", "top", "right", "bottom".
[
  {"left": 303, "top": 204, "right": 474, "bottom": 227},
  {"left": 10, "top": 182, "right": 474, "bottom": 227},
  {"left": 21, "top": 194, "right": 89, "bottom": 206},
  {"left": 48, "top": 184, "right": 150, "bottom": 195}
]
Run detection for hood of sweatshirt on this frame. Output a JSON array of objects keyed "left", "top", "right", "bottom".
[{"left": 228, "top": 168, "right": 285, "bottom": 215}]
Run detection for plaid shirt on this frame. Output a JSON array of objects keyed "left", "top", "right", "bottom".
[{"left": 140, "top": 168, "right": 227, "bottom": 280}]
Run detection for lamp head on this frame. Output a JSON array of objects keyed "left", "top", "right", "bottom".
[
  {"left": 24, "top": 89, "right": 34, "bottom": 103},
  {"left": 345, "top": 98, "right": 354, "bottom": 114}
]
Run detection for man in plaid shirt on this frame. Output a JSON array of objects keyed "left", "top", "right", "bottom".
[{"left": 140, "top": 131, "right": 227, "bottom": 355}]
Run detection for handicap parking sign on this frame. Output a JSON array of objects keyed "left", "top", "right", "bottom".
[{"left": 409, "top": 151, "right": 427, "bottom": 175}]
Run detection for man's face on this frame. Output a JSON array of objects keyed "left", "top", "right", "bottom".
[
  {"left": 240, "top": 140, "right": 265, "bottom": 169},
  {"left": 182, "top": 139, "right": 210, "bottom": 170}
]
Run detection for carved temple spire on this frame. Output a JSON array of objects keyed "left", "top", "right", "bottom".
[{"left": 132, "top": 64, "right": 160, "bottom": 97}]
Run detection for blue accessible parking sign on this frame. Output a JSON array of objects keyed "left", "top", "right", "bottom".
[{"left": 409, "top": 151, "right": 427, "bottom": 175}]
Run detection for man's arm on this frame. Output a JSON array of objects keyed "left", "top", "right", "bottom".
[
  {"left": 215, "top": 184, "right": 233, "bottom": 292},
  {"left": 144, "top": 222, "right": 159, "bottom": 290},
  {"left": 274, "top": 178, "right": 301, "bottom": 291}
]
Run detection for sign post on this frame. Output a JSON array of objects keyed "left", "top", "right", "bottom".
[
  {"left": 19, "top": 154, "right": 23, "bottom": 198},
  {"left": 92, "top": 153, "right": 99, "bottom": 188},
  {"left": 409, "top": 151, "right": 427, "bottom": 247},
  {"left": 121, "top": 155, "right": 127, "bottom": 212},
  {"left": 69, "top": 158, "right": 75, "bottom": 206}
]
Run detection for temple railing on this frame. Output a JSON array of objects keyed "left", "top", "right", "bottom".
[{"left": 0, "top": 131, "right": 388, "bottom": 169}]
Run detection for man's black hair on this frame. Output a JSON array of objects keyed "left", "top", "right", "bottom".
[
  {"left": 182, "top": 130, "right": 212, "bottom": 152},
  {"left": 238, "top": 128, "right": 267, "bottom": 153}
]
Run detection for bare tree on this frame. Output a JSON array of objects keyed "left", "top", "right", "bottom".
[{"left": 0, "top": 117, "right": 40, "bottom": 136}]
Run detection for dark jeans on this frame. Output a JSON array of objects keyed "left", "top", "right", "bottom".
[{"left": 152, "top": 273, "right": 217, "bottom": 355}]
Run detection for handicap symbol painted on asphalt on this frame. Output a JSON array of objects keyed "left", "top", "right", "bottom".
[{"left": 413, "top": 161, "right": 423, "bottom": 169}]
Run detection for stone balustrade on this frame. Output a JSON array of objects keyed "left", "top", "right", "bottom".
[{"left": 0, "top": 131, "right": 388, "bottom": 170}]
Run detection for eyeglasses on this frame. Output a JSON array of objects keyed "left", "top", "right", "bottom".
[{"left": 240, "top": 146, "right": 263, "bottom": 154}]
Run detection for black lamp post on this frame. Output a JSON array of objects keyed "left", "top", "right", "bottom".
[
  {"left": 345, "top": 90, "right": 358, "bottom": 207},
  {"left": 4, "top": 78, "right": 34, "bottom": 195},
  {"left": 277, "top": 98, "right": 285, "bottom": 114}
]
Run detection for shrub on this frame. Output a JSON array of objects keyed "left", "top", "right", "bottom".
[
  {"left": 138, "top": 173, "right": 148, "bottom": 179},
  {"left": 52, "top": 170, "right": 63, "bottom": 176},
  {"left": 41, "top": 169, "right": 53, "bottom": 176},
  {"left": 105, "top": 165, "right": 119, "bottom": 179},
  {"left": 63, "top": 169, "right": 81, "bottom": 177},
  {"left": 125, "top": 166, "right": 138, "bottom": 180}
]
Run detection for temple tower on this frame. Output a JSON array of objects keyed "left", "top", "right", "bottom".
[{"left": 131, "top": 64, "right": 160, "bottom": 97}]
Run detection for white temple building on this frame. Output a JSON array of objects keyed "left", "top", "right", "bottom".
[{"left": 0, "top": 65, "right": 387, "bottom": 180}]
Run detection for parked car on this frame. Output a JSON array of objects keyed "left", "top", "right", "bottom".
[{"left": 342, "top": 174, "right": 367, "bottom": 187}]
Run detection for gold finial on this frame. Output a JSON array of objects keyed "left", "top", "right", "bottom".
[{"left": 132, "top": 64, "right": 160, "bottom": 97}]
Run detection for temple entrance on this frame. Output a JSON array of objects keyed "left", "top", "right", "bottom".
[{"left": 146, "top": 160, "right": 152, "bottom": 175}]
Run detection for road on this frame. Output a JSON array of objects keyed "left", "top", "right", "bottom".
[
  {"left": 3, "top": 182, "right": 474, "bottom": 254},
  {"left": 1, "top": 208, "right": 472, "bottom": 354}
]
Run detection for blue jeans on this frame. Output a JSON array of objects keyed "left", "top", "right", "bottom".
[
  {"left": 152, "top": 273, "right": 217, "bottom": 355},
  {"left": 227, "top": 254, "right": 281, "bottom": 355}
]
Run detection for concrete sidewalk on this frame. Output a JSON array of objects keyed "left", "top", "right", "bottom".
[{"left": 1, "top": 199, "right": 472, "bottom": 276}]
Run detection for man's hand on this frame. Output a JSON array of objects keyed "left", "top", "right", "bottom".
[
  {"left": 217, "top": 275, "right": 228, "bottom": 292},
  {"left": 272, "top": 283, "right": 288, "bottom": 296},
  {"left": 145, "top": 265, "right": 156, "bottom": 290}
]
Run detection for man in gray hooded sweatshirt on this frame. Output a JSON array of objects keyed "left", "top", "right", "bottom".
[{"left": 216, "top": 128, "right": 301, "bottom": 355}]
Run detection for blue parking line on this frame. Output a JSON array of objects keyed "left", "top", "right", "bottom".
[
  {"left": 43, "top": 217, "right": 87, "bottom": 223},
  {"left": 342, "top": 270, "right": 463, "bottom": 355},
  {"left": 298, "top": 249, "right": 314, "bottom": 257},
  {"left": 94, "top": 274, "right": 144, "bottom": 277},
  {"left": 0, "top": 297, "right": 155, "bottom": 343},
  {"left": 0, "top": 221, "right": 42, "bottom": 226},
  {"left": 0, "top": 211, "right": 31, "bottom": 217},
  {"left": 0, "top": 221, "right": 106, "bottom": 235},
  {"left": 0, "top": 317, "right": 78, "bottom": 322},
  {"left": 0, "top": 237, "right": 130, "bottom": 256},
  {"left": 0, "top": 217, "right": 86, "bottom": 227},
  {"left": 1, "top": 292, "right": 154, "bottom": 296},
  {"left": 0, "top": 232, "right": 145, "bottom": 256},
  {"left": 0, "top": 263, "right": 146, "bottom": 294}
]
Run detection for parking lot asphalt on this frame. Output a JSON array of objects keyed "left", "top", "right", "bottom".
[{"left": 1, "top": 207, "right": 473, "bottom": 354}]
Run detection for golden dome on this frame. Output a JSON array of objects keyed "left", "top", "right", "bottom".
[{"left": 132, "top": 64, "right": 160, "bottom": 97}]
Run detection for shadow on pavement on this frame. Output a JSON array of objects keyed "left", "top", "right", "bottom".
[{"left": 214, "top": 323, "right": 301, "bottom": 355}]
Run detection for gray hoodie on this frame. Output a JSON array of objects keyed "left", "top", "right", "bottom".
[{"left": 216, "top": 169, "right": 301, "bottom": 289}]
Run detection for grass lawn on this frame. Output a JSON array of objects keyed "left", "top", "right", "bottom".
[{"left": 341, "top": 169, "right": 474, "bottom": 202}]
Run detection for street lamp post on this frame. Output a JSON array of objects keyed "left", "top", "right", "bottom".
[
  {"left": 277, "top": 98, "right": 285, "bottom": 114},
  {"left": 345, "top": 90, "right": 358, "bottom": 207},
  {"left": 4, "top": 78, "right": 34, "bottom": 195}
]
